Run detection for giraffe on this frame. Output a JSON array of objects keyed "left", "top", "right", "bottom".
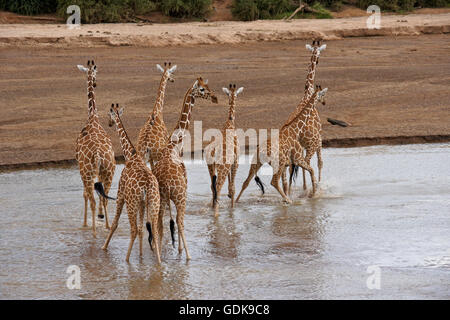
[
  {"left": 75, "top": 60, "right": 115, "bottom": 237},
  {"left": 236, "top": 85, "right": 328, "bottom": 204},
  {"left": 235, "top": 41, "right": 326, "bottom": 203},
  {"left": 204, "top": 83, "right": 243, "bottom": 214},
  {"left": 153, "top": 77, "right": 218, "bottom": 260},
  {"left": 99, "top": 103, "right": 162, "bottom": 263},
  {"left": 287, "top": 40, "right": 327, "bottom": 194},
  {"left": 137, "top": 62, "right": 177, "bottom": 170}
]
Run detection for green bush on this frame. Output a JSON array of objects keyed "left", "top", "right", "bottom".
[
  {"left": 157, "top": 0, "right": 212, "bottom": 18},
  {"left": 231, "top": 0, "right": 334, "bottom": 21},
  {"left": 232, "top": 0, "right": 296, "bottom": 21},
  {"left": 56, "top": 0, "right": 157, "bottom": 23},
  {"left": 0, "top": 0, "right": 57, "bottom": 15},
  {"left": 357, "top": 0, "right": 449, "bottom": 11},
  {"left": 416, "top": 0, "right": 450, "bottom": 7}
]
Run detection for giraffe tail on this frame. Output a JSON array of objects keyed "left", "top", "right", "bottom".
[
  {"left": 146, "top": 222, "right": 153, "bottom": 252},
  {"left": 254, "top": 175, "right": 265, "bottom": 195},
  {"left": 170, "top": 219, "right": 175, "bottom": 248},
  {"left": 290, "top": 165, "right": 299, "bottom": 183},
  {"left": 94, "top": 182, "right": 116, "bottom": 200},
  {"left": 212, "top": 175, "right": 218, "bottom": 204},
  {"left": 168, "top": 201, "right": 176, "bottom": 248}
]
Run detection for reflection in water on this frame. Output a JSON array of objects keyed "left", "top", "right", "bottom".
[
  {"left": 207, "top": 209, "right": 241, "bottom": 260},
  {"left": 0, "top": 143, "right": 449, "bottom": 299}
]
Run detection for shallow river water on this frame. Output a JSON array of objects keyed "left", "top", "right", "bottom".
[{"left": 0, "top": 143, "right": 449, "bottom": 299}]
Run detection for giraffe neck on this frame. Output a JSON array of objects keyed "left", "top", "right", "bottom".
[
  {"left": 304, "top": 54, "right": 319, "bottom": 99},
  {"left": 168, "top": 87, "right": 195, "bottom": 151},
  {"left": 87, "top": 70, "right": 97, "bottom": 120},
  {"left": 283, "top": 92, "right": 319, "bottom": 134},
  {"left": 151, "top": 72, "right": 170, "bottom": 120},
  {"left": 114, "top": 115, "right": 137, "bottom": 161},
  {"left": 284, "top": 53, "right": 319, "bottom": 125},
  {"left": 228, "top": 96, "right": 236, "bottom": 124}
]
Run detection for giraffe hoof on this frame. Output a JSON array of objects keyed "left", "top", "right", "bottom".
[
  {"left": 98, "top": 214, "right": 104, "bottom": 219},
  {"left": 227, "top": 194, "right": 232, "bottom": 199}
]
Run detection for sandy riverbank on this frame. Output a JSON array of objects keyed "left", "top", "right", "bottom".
[{"left": 0, "top": 13, "right": 449, "bottom": 48}]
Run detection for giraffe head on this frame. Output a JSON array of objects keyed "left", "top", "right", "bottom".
[
  {"left": 315, "top": 84, "right": 327, "bottom": 106},
  {"left": 222, "top": 83, "right": 244, "bottom": 101},
  {"left": 108, "top": 103, "right": 123, "bottom": 128},
  {"left": 305, "top": 40, "right": 326, "bottom": 64},
  {"left": 314, "top": 84, "right": 328, "bottom": 103},
  {"left": 77, "top": 60, "right": 97, "bottom": 88},
  {"left": 156, "top": 61, "right": 177, "bottom": 83},
  {"left": 192, "top": 77, "right": 218, "bottom": 104}
]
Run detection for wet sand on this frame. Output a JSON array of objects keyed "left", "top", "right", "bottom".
[
  {"left": 0, "top": 143, "right": 449, "bottom": 299},
  {"left": 0, "top": 34, "right": 449, "bottom": 168}
]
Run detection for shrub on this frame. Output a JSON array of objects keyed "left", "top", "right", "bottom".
[
  {"left": 232, "top": 0, "right": 296, "bottom": 21},
  {"left": 56, "top": 0, "right": 157, "bottom": 23},
  {"left": 0, "top": 0, "right": 57, "bottom": 15},
  {"left": 357, "top": 0, "right": 449, "bottom": 11},
  {"left": 157, "top": 0, "right": 212, "bottom": 18},
  {"left": 231, "top": 0, "right": 334, "bottom": 21}
]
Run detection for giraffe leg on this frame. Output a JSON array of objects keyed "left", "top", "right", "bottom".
[
  {"left": 82, "top": 178, "right": 97, "bottom": 237},
  {"left": 317, "top": 147, "right": 323, "bottom": 182},
  {"left": 89, "top": 189, "right": 97, "bottom": 237},
  {"left": 292, "top": 150, "right": 317, "bottom": 197},
  {"left": 125, "top": 205, "right": 138, "bottom": 263},
  {"left": 138, "top": 200, "right": 145, "bottom": 257},
  {"left": 228, "top": 160, "right": 238, "bottom": 208},
  {"left": 235, "top": 161, "right": 262, "bottom": 203},
  {"left": 174, "top": 199, "right": 190, "bottom": 260},
  {"left": 99, "top": 167, "right": 114, "bottom": 229},
  {"left": 213, "top": 169, "right": 228, "bottom": 215},
  {"left": 300, "top": 149, "right": 307, "bottom": 190},
  {"left": 302, "top": 167, "right": 307, "bottom": 190},
  {"left": 282, "top": 168, "right": 288, "bottom": 196},
  {"left": 270, "top": 165, "right": 292, "bottom": 204},
  {"left": 81, "top": 169, "right": 94, "bottom": 228},
  {"left": 157, "top": 197, "right": 168, "bottom": 251},
  {"left": 207, "top": 164, "right": 215, "bottom": 207},
  {"left": 83, "top": 190, "right": 88, "bottom": 227},
  {"left": 102, "top": 197, "right": 124, "bottom": 250},
  {"left": 147, "top": 198, "right": 161, "bottom": 264}
]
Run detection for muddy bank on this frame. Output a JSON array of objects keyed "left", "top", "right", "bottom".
[{"left": 0, "top": 13, "right": 449, "bottom": 48}]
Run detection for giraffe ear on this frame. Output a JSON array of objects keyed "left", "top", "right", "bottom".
[
  {"left": 318, "top": 44, "right": 327, "bottom": 52},
  {"left": 77, "top": 65, "right": 88, "bottom": 72},
  {"left": 318, "top": 88, "right": 328, "bottom": 97},
  {"left": 222, "top": 87, "right": 230, "bottom": 96},
  {"left": 168, "top": 65, "right": 177, "bottom": 73},
  {"left": 236, "top": 87, "right": 244, "bottom": 96},
  {"left": 305, "top": 44, "right": 314, "bottom": 52},
  {"left": 193, "top": 80, "right": 198, "bottom": 88},
  {"left": 118, "top": 107, "right": 124, "bottom": 116},
  {"left": 156, "top": 64, "right": 164, "bottom": 73}
]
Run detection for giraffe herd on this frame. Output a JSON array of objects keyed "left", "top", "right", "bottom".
[{"left": 75, "top": 40, "right": 329, "bottom": 263}]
